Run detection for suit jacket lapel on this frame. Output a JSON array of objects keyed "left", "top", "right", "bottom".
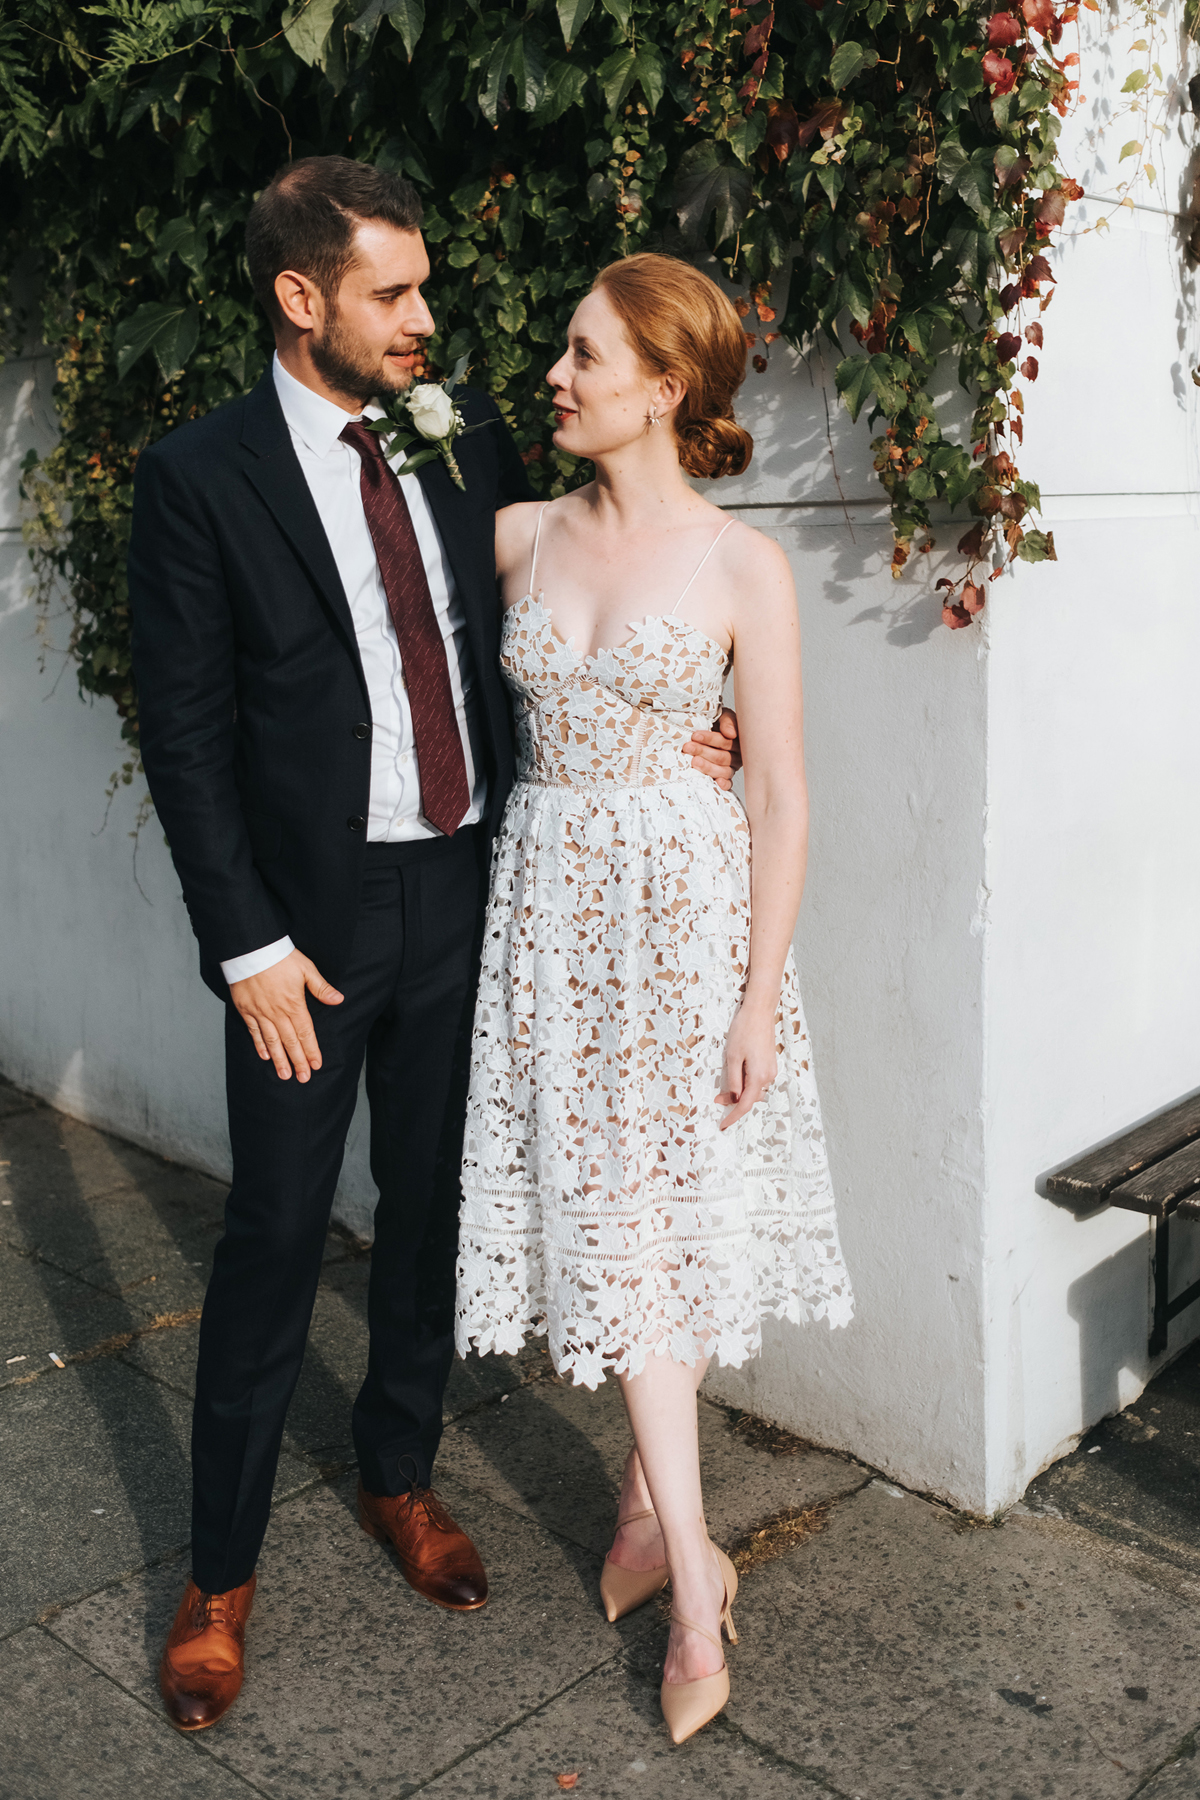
[{"left": 240, "top": 375, "right": 369, "bottom": 703}]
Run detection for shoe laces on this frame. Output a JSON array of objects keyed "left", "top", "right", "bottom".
[
  {"left": 192, "top": 1589, "right": 236, "bottom": 1633},
  {"left": 405, "top": 1486, "right": 454, "bottom": 1534}
]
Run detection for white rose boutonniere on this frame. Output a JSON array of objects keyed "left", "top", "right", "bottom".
[{"left": 366, "top": 354, "right": 492, "bottom": 492}]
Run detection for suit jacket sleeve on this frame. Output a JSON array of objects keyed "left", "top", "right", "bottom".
[
  {"left": 469, "top": 391, "right": 537, "bottom": 509},
  {"left": 129, "top": 444, "right": 289, "bottom": 967}
]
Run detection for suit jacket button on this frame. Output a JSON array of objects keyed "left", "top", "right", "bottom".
[
  {"left": 348, "top": 816, "right": 365, "bottom": 831},
  {"left": 353, "top": 722, "right": 370, "bottom": 740}
]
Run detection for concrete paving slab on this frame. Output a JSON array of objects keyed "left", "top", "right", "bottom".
[
  {"left": 0, "top": 1358, "right": 314, "bottom": 1637},
  {"left": 718, "top": 1479, "right": 1200, "bottom": 1800},
  {"left": 52, "top": 1471, "right": 650, "bottom": 1798},
  {"left": 0, "top": 1076, "right": 39, "bottom": 1119},
  {"left": 437, "top": 1374, "right": 862, "bottom": 1560},
  {"left": 2, "top": 1164, "right": 226, "bottom": 1323},
  {"left": 1, "top": 1625, "right": 255, "bottom": 1800},
  {"left": 419, "top": 1657, "right": 832, "bottom": 1800},
  {"left": 0, "top": 1102, "right": 174, "bottom": 1209},
  {"left": 1137, "top": 1742, "right": 1200, "bottom": 1798},
  {"left": 0, "top": 1240, "right": 134, "bottom": 1385},
  {"left": 1027, "top": 1337, "right": 1200, "bottom": 1581}
]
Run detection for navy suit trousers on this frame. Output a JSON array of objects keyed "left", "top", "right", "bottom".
[{"left": 190, "top": 827, "right": 487, "bottom": 1593}]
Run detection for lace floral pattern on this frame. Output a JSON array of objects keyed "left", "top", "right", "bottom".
[{"left": 455, "top": 591, "right": 853, "bottom": 1388}]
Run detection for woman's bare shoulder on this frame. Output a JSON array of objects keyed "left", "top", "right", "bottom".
[{"left": 713, "top": 517, "right": 793, "bottom": 591}]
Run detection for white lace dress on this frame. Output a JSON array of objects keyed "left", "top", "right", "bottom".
[{"left": 455, "top": 516, "right": 853, "bottom": 1388}]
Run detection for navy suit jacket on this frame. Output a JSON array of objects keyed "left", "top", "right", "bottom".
[{"left": 128, "top": 372, "right": 534, "bottom": 997}]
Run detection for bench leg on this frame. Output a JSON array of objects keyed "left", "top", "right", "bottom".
[{"left": 1150, "top": 1214, "right": 1170, "bottom": 1358}]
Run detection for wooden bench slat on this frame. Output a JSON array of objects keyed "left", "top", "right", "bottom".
[
  {"left": 1108, "top": 1138, "right": 1200, "bottom": 1219},
  {"left": 1045, "top": 1092, "right": 1200, "bottom": 1205}
]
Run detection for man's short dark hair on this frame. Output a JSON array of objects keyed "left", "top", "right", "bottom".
[{"left": 245, "top": 156, "right": 423, "bottom": 326}]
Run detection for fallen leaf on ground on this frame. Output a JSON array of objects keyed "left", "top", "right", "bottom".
[{"left": 556, "top": 1775, "right": 579, "bottom": 1790}]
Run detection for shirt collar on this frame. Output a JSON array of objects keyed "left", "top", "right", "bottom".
[{"left": 272, "top": 352, "right": 386, "bottom": 458}]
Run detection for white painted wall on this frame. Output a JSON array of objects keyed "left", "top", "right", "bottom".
[
  {"left": 707, "top": 7, "right": 1200, "bottom": 1511},
  {"left": 2, "top": 5, "right": 1196, "bottom": 1510}
]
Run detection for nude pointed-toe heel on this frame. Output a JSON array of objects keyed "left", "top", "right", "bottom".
[
  {"left": 660, "top": 1546, "right": 740, "bottom": 1745},
  {"left": 659, "top": 1619, "right": 730, "bottom": 1745},
  {"left": 599, "top": 1508, "right": 669, "bottom": 1622}
]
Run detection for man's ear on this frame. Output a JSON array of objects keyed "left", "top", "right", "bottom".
[{"left": 274, "top": 269, "right": 322, "bottom": 333}]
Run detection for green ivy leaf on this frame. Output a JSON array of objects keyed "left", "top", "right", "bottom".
[
  {"left": 834, "top": 354, "right": 875, "bottom": 422},
  {"left": 673, "top": 142, "right": 752, "bottom": 247},
  {"left": 599, "top": 0, "right": 632, "bottom": 26},
  {"left": 829, "top": 41, "right": 878, "bottom": 90},
  {"left": 351, "top": 0, "right": 425, "bottom": 58},
  {"left": 282, "top": 0, "right": 341, "bottom": 67},
  {"left": 632, "top": 44, "right": 664, "bottom": 114},
  {"left": 556, "top": 0, "right": 594, "bottom": 48},
  {"left": 113, "top": 301, "right": 200, "bottom": 381},
  {"left": 597, "top": 46, "right": 636, "bottom": 112},
  {"left": 152, "top": 215, "right": 207, "bottom": 279},
  {"left": 1121, "top": 68, "right": 1148, "bottom": 93}
]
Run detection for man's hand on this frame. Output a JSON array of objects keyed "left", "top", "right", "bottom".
[
  {"left": 685, "top": 707, "right": 742, "bottom": 791},
  {"left": 230, "top": 950, "right": 344, "bottom": 1083}
]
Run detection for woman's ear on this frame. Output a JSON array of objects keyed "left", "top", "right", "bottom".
[{"left": 655, "top": 371, "right": 688, "bottom": 420}]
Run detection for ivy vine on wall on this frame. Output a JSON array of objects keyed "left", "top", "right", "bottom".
[{"left": 1, "top": 0, "right": 1086, "bottom": 772}]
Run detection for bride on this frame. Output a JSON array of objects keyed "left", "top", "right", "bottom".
[{"left": 455, "top": 252, "right": 853, "bottom": 1742}]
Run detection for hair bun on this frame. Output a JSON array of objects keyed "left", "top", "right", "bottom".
[{"left": 678, "top": 415, "right": 753, "bottom": 482}]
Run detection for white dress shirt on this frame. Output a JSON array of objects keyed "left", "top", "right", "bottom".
[{"left": 220, "top": 355, "right": 486, "bottom": 985}]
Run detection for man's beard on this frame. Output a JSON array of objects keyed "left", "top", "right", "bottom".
[{"left": 310, "top": 302, "right": 419, "bottom": 408}]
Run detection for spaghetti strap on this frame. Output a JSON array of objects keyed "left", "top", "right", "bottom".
[
  {"left": 527, "top": 503, "right": 550, "bottom": 596},
  {"left": 670, "top": 518, "right": 734, "bottom": 615}
]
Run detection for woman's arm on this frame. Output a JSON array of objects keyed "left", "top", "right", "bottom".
[{"left": 716, "top": 529, "right": 809, "bottom": 1129}]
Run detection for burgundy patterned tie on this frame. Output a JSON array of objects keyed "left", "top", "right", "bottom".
[{"left": 340, "top": 420, "right": 469, "bottom": 836}]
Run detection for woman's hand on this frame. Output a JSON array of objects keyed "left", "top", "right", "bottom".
[{"left": 716, "top": 1001, "right": 778, "bottom": 1130}]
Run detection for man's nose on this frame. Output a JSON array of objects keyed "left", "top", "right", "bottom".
[{"left": 405, "top": 295, "right": 436, "bottom": 338}]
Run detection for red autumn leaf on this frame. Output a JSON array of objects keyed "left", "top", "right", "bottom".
[
  {"left": 1061, "top": 175, "right": 1084, "bottom": 200},
  {"left": 997, "top": 491, "right": 1026, "bottom": 520},
  {"left": 1024, "top": 321, "right": 1043, "bottom": 347},
  {"left": 981, "top": 50, "right": 1016, "bottom": 92},
  {"left": 556, "top": 1777, "right": 579, "bottom": 1792},
  {"left": 796, "top": 99, "right": 847, "bottom": 149},
  {"left": 998, "top": 227, "right": 1027, "bottom": 265},
  {"left": 1020, "top": 355, "right": 1039, "bottom": 380},
  {"left": 743, "top": 10, "right": 774, "bottom": 57},
  {"left": 989, "top": 450, "right": 1015, "bottom": 479},
  {"left": 1020, "top": 253, "right": 1055, "bottom": 294},
  {"left": 987, "top": 10, "right": 1023, "bottom": 45},
  {"left": 734, "top": 297, "right": 750, "bottom": 317},
  {"left": 977, "top": 484, "right": 1003, "bottom": 512},
  {"left": 1035, "top": 188, "right": 1068, "bottom": 229},
  {"left": 995, "top": 331, "right": 1022, "bottom": 363},
  {"left": 1021, "top": 0, "right": 1055, "bottom": 31},
  {"left": 995, "top": 154, "right": 1030, "bottom": 192},
  {"left": 943, "top": 602, "right": 972, "bottom": 629},
  {"left": 957, "top": 521, "right": 986, "bottom": 557},
  {"left": 743, "top": 332, "right": 758, "bottom": 349},
  {"left": 765, "top": 99, "right": 800, "bottom": 162},
  {"left": 962, "top": 584, "right": 986, "bottom": 615},
  {"left": 1060, "top": 50, "right": 1079, "bottom": 64},
  {"left": 753, "top": 355, "right": 768, "bottom": 372},
  {"left": 520, "top": 444, "right": 545, "bottom": 465},
  {"left": 999, "top": 281, "right": 1021, "bottom": 311},
  {"left": 757, "top": 303, "right": 776, "bottom": 322},
  {"left": 1010, "top": 413, "right": 1023, "bottom": 443},
  {"left": 936, "top": 576, "right": 956, "bottom": 591}
]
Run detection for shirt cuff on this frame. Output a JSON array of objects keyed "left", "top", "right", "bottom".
[{"left": 220, "top": 936, "right": 295, "bottom": 986}]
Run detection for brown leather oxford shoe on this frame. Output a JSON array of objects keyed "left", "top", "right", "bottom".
[
  {"left": 159, "top": 1572, "right": 256, "bottom": 1731},
  {"left": 357, "top": 1480, "right": 488, "bottom": 1611}
]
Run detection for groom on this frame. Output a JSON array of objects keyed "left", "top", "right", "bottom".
[{"left": 129, "top": 155, "right": 735, "bottom": 1732}]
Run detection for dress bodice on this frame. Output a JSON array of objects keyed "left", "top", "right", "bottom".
[{"left": 500, "top": 591, "right": 731, "bottom": 790}]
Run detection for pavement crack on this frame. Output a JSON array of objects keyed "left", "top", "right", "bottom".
[
  {"left": 711, "top": 1714, "right": 864, "bottom": 1798},
  {"left": 35, "top": 1622, "right": 274, "bottom": 1796},
  {"left": 1125, "top": 1725, "right": 1198, "bottom": 1797},
  {"left": 400, "top": 1648, "right": 630, "bottom": 1795},
  {"left": 2, "top": 1306, "right": 202, "bottom": 1392}
]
